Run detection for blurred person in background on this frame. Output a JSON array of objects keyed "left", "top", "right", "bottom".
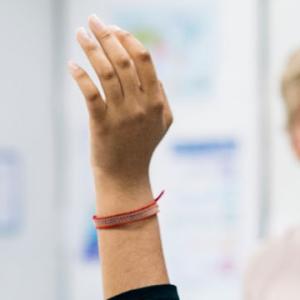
[{"left": 244, "top": 50, "right": 300, "bottom": 300}]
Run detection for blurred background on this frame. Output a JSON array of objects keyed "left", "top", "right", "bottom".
[{"left": 1, "top": 0, "right": 300, "bottom": 299}]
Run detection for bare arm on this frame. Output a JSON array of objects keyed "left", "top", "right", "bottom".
[{"left": 69, "top": 15, "right": 173, "bottom": 299}]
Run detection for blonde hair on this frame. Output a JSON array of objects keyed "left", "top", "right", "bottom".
[{"left": 281, "top": 49, "right": 300, "bottom": 127}]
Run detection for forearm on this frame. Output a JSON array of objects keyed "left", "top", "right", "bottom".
[{"left": 93, "top": 170, "right": 169, "bottom": 299}]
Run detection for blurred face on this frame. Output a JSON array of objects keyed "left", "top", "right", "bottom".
[
  {"left": 287, "top": 86, "right": 300, "bottom": 159},
  {"left": 290, "top": 117, "right": 300, "bottom": 159}
]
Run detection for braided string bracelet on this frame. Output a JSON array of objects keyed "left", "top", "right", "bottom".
[{"left": 93, "top": 191, "right": 165, "bottom": 229}]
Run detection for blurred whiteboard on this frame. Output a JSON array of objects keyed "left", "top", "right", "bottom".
[{"left": 155, "top": 139, "right": 241, "bottom": 299}]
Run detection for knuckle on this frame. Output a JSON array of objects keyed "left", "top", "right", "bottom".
[
  {"left": 116, "top": 56, "right": 131, "bottom": 69},
  {"left": 100, "top": 30, "right": 112, "bottom": 40},
  {"left": 132, "top": 109, "right": 146, "bottom": 122},
  {"left": 101, "top": 69, "right": 116, "bottom": 81},
  {"left": 75, "top": 69, "right": 86, "bottom": 79},
  {"left": 119, "top": 31, "right": 132, "bottom": 40},
  {"left": 151, "top": 100, "right": 164, "bottom": 112},
  {"left": 137, "top": 50, "right": 152, "bottom": 63},
  {"left": 85, "top": 42, "right": 98, "bottom": 52},
  {"left": 87, "top": 92, "right": 99, "bottom": 102}
]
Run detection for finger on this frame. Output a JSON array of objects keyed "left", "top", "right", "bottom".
[
  {"left": 76, "top": 27, "right": 123, "bottom": 104},
  {"left": 88, "top": 16, "right": 141, "bottom": 99},
  {"left": 109, "top": 25, "right": 159, "bottom": 95},
  {"left": 68, "top": 61, "right": 106, "bottom": 119}
]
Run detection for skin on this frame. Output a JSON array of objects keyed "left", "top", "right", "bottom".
[
  {"left": 285, "top": 85, "right": 300, "bottom": 158},
  {"left": 290, "top": 118, "right": 300, "bottom": 158},
  {"left": 68, "top": 15, "right": 173, "bottom": 299}
]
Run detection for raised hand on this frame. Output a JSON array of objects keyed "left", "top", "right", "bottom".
[{"left": 69, "top": 15, "right": 173, "bottom": 183}]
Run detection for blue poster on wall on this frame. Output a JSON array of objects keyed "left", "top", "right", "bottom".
[
  {"left": 153, "top": 138, "right": 242, "bottom": 299},
  {"left": 0, "top": 149, "right": 23, "bottom": 234}
]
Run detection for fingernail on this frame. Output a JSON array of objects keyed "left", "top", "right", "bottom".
[
  {"left": 68, "top": 61, "right": 80, "bottom": 73},
  {"left": 89, "top": 14, "right": 106, "bottom": 31},
  {"left": 77, "top": 27, "right": 92, "bottom": 42}
]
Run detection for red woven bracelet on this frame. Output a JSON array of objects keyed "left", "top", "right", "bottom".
[{"left": 93, "top": 190, "right": 165, "bottom": 229}]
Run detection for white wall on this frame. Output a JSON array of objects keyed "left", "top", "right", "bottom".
[{"left": 0, "top": 1, "right": 60, "bottom": 300}]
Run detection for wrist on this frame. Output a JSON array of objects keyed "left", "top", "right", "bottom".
[{"left": 92, "top": 168, "right": 154, "bottom": 215}]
